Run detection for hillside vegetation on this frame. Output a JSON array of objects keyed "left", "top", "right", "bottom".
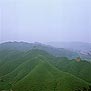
[{"left": 0, "top": 42, "right": 91, "bottom": 91}]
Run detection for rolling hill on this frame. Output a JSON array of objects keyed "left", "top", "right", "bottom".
[
  {"left": 0, "top": 42, "right": 79, "bottom": 59},
  {"left": 50, "top": 57, "right": 91, "bottom": 83},
  {"left": 0, "top": 42, "right": 91, "bottom": 91},
  {"left": 0, "top": 55, "right": 91, "bottom": 91},
  {"left": 13, "top": 59, "right": 90, "bottom": 91}
]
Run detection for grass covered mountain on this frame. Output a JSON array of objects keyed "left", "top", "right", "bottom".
[
  {"left": 50, "top": 57, "right": 91, "bottom": 84},
  {"left": 0, "top": 42, "right": 91, "bottom": 91},
  {"left": 0, "top": 41, "right": 79, "bottom": 59},
  {"left": 0, "top": 54, "right": 91, "bottom": 91},
  {"left": 13, "top": 60, "right": 90, "bottom": 91}
]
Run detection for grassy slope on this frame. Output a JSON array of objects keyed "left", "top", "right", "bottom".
[
  {"left": 0, "top": 50, "right": 91, "bottom": 84},
  {"left": 0, "top": 49, "right": 54, "bottom": 77},
  {"left": 0, "top": 50, "right": 25, "bottom": 77},
  {"left": 0, "top": 49, "right": 91, "bottom": 91},
  {"left": 13, "top": 60, "right": 90, "bottom": 91},
  {"left": 50, "top": 57, "right": 91, "bottom": 83},
  {"left": 1, "top": 57, "right": 43, "bottom": 83}
]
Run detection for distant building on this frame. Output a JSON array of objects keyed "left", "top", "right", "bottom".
[{"left": 76, "top": 57, "right": 81, "bottom": 62}]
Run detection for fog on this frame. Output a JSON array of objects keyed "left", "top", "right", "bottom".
[{"left": 0, "top": 0, "right": 91, "bottom": 43}]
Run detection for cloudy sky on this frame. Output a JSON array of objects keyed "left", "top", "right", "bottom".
[{"left": 0, "top": 0, "right": 91, "bottom": 43}]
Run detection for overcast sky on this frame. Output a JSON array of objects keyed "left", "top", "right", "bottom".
[{"left": 0, "top": 0, "right": 91, "bottom": 43}]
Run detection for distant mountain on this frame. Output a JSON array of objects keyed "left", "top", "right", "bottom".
[
  {"left": 47, "top": 42, "right": 91, "bottom": 51},
  {"left": 0, "top": 49, "right": 91, "bottom": 91},
  {"left": 0, "top": 41, "right": 79, "bottom": 59},
  {"left": 47, "top": 42, "right": 91, "bottom": 60}
]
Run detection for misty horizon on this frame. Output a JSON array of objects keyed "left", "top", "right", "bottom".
[
  {"left": 0, "top": 0, "right": 91, "bottom": 43},
  {"left": 0, "top": 40, "right": 91, "bottom": 45}
]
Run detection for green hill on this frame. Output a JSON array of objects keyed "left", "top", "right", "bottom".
[
  {"left": 50, "top": 57, "right": 91, "bottom": 83},
  {"left": 0, "top": 49, "right": 54, "bottom": 77},
  {"left": 0, "top": 42, "right": 79, "bottom": 59},
  {"left": 1, "top": 56, "right": 44, "bottom": 83},
  {"left": 0, "top": 55, "right": 90, "bottom": 91},
  {"left": 0, "top": 42, "right": 91, "bottom": 91},
  {"left": 15, "top": 62, "right": 90, "bottom": 91}
]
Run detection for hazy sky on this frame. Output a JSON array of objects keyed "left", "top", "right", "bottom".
[{"left": 0, "top": 0, "right": 91, "bottom": 43}]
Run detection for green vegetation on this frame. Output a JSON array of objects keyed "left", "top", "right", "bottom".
[
  {"left": 0, "top": 79, "right": 12, "bottom": 91},
  {"left": 50, "top": 57, "right": 91, "bottom": 83},
  {"left": 0, "top": 42, "right": 91, "bottom": 91},
  {"left": 13, "top": 60, "right": 90, "bottom": 91}
]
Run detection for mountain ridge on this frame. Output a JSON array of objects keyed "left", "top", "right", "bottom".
[{"left": 0, "top": 42, "right": 91, "bottom": 91}]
